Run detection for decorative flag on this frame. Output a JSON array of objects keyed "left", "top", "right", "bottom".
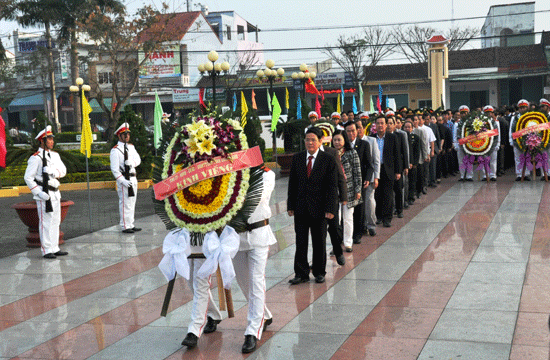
[
  {"left": 370, "top": 95, "right": 374, "bottom": 113},
  {"left": 240, "top": 91, "right": 248, "bottom": 128},
  {"left": 305, "top": 77, "right": 321, "bottom": 95},
  {"left": 251, "top": 89, "right": 257, "bottom": 110},
  {"left": 320, "top": 85, "right": 325, "bottom": 102},
  {"left": 153, "top": 91, "right": 163, "bottom": 149},
  {"left": 352, "top": 95, "right": 357, "bottom": 114},
  {"left": 358, "top": 84, "right": 364, "bottom": 112},
  {"left": 297, "top": 93, "right": 302, "bottom": 119},
  {"left": 267, "top": 90, "right": 272, "bottom": 113},
  {"left": 337, "top": 93, "right": 341, "bottom": 113},
  {"left": 315, "top": 94, "right": 321, "bottom": 120},
  {"left": 0, "top": 107, "right": 6, "bottom": 168},
  {"left": 341, "top": 85, "right": 345, "bottom": 107},
  {"left": 377, "top": 84, "right": 383, "bottom": 112},
  {"left": 80, "top": 90, "right": 93, "bottom": 157},
  {"left": 271, "top": 93, "right": 281, "bottom": 132},
  {"left": 199, "top": 88, "right": 206, "bottom": 111},
  {"left": 232, "top": 92, "right": 237, "bottom": 112},
  {"left": 285, "top": 87, "right": 289, "bottom": 109}
]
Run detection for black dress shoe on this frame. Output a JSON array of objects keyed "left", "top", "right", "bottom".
[
  {"left": 458, "top": 178, "right": 464, "bottom": 182},
  {"left": 376, "top": 219, "right": 382, "bottom": 225},
  {"left": 336, "top": 254, "right": 346, "bottom": 266},
  {"left": 368, "top": 229, "right": 376, "bottom": 236},
  {"left": 203, "top": 316, "right": 221, "bottom": 334},
  {"left": 181, "top": 333, "right": 198, "bottom": 347},
  {"left": 345, "top": 247, "right": 353, "bottom": 253},
  {"left": 397, "top": 213, "right": 404, "bottom": 218},
  {"left": 353, "top": 237, "right": 361, "bottom": 244},
  {"left": 490, "top": 178, "right": 497, "bottom": 182},
  {"left": 54, "top": 251, "right": 68, "bottom": 256},
  {"left": 43, "top": 253, "right": 56, "bottom": 259},
  {"left": 403, "top": 202, "right": 409, "bottom": 209},
  {"left": 122, "top": 229, "right": 134, "bottom": 233},
  {"left": 525, "top": 176, "right": 531, "bottom": 181},
  {"left": 263, "top": 317, "right": 273, "bottom": 331},
  {"left": 383, "top": 221, "right": 391, "bottom": 228},
  {"left": 242, "top": 335, "right": 257, "bottom": 353},
  {"left": 422, "top": 187, "right": 428, "bottom": 194},
  {"left": 315, "top": 275, "right": 325, "bottom": 283},
  {"left": 289, "top": 277, "right": 309, "bottom": 285},
  {"left": 465, "top": 178, "right": 473, "bottom": 182},
  {"left": 515, "top": 177, "right": 522, "bottom": 182},
  {"left": 132, "top": 227, "right": 142, "bottom": 232}
]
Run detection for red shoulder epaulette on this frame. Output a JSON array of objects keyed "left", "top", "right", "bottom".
[
  {"left": 33, "top": 151, "right": 40, "bottom": 156},
  {"left": 113, "top": 144, "right": 118, "bottom": 149},
  {"left": 262, "top": 166, "right": 271, "bottom": 172}
]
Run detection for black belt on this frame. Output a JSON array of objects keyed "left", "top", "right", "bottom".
[
  {"left": 244, "top": 219, "right": 269, "bottom": 232},
  {"left": 35, "top": 180, "right": 58, "bottom": 192}
]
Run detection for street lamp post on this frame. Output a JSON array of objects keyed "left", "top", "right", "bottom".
[
  {"left": 69, "top": 78, "right": 92, "bottom": 232},
  {"left": 291, "top": 63, "right": 316, "bottom": 100},
  {"left": 257, "top": 59, "right": 284, "bottom": 163},
  {"left": 198, "top": 51, "right": 230, "bottom": 108}
]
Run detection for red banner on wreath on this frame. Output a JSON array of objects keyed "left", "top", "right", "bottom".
[
  {"left": 458, "top": 129, "right": 499, "bottom": 146},
  {"left": 512, "top": 122, "right": 550, "bottom": 140},
  {"left": 154, "top": 146, "right": 263, "bottom": 201}
]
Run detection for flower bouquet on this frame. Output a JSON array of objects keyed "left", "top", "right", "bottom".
[
  {"left": 511, "top": 111, "right": 550, "bottom": 181},
  {"left": 456, "top": 112, "right": 499, "bottom": 181}
]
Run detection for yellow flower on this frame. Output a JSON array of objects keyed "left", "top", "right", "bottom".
[
  {"left": 197, "top": 136, "right": 216, "bottom": 155},
  {"left": 188, "top": 178, "right": 213, "bottom": 197},
  {"left": 176, "top": 173, "right": 231, "bottom": 215},
  {"left": 472, "top": 118, "right": 483, "bottom": 132},
  {"left": 194, "top": 127, "right": 216, "bottom": 142},
  {"left": 184, "top": 137, "right": 200, "bottom": 157},
  {"left": 185, "top": 120, "right": 206, "bottom": 135}
]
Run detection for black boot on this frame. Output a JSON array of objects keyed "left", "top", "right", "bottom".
[
  {"left": 203, "top": 316, "right": 221, "bottom": 334},
  {"left": 181, "top": 333, "right": 198, "bottom": 347},
  {"left": 242, "top": 335, "right": 257, "bottom": 353}
]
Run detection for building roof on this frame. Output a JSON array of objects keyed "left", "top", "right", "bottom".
[
  {"left": 136, "top": 12, "right": 220, "bottom": 44},
  {"left": 448, "top": 43, "right": 547, "bottom": 71}
]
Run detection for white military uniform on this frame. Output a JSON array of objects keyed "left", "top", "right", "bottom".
[
  {"left": 233, "top": 168, "right": 276, "bottom": 340},
  {"left": 110, "top": 141, "right": 141, "bottom": 230},
  {"left": 453, "top": 122, "right": 474, "bottom": 180},
  {"left": 509, "top": 100, "right": 531, "bottom": 178},
  {"left": 24, "top": 148, "right": 67, "bottom": 256}
]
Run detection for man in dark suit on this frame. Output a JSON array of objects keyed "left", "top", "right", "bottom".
[
  {"left": 371, "top": 116, "right": 400, "bottom": 227},
  {"left": 322, "top": 144, "right": 347, "bottom": 266},
  {"left": 344, "top": 121, "right": 373, "bottom": 244},
  {"left": 287, "top": 127, "right": 339, "bottom": 284},
  {"left": 387, "top": 115, "right": 409, "bottom": 218}
]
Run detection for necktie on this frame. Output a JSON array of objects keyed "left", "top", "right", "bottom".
[{"left": 307, "top": 155, "right": 313, "bottom": 177}]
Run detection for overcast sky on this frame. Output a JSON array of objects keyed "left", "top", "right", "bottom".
[{"left": 1, "top": 0, "right": 549, "bottom": 69}]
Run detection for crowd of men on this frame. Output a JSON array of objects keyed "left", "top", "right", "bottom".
[{"left": 286, "top": 97, "right": 550, "bottom": 286}]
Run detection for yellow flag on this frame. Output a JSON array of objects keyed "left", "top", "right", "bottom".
[
  {"left": 241, "top": 91, "right": 248, "bottom": 128},
  {"left": 80, "top": 89, "right": 93, "bottom": 157},
  {"left": 337, "top": 93, "right": 341, "bottom": 113},
  {"left": 285, "top": 87, "right": 289, "bottom": 109}
]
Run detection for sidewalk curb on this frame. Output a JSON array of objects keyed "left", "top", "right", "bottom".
[{"left": 0, "top": 180, "right": 154, "bottom": 198}]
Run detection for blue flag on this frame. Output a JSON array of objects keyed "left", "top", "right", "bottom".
[
  {"left": 297, "top": 93, "right": 302, "bottom": 120},
  {"left": 232, "top": 92, "right": 237, "bottom": 112},
  {"left": 352, "top": 95, "right": 357, "bottom": 114},
  {"left": 340, "top": 85, "right": 345, "bottom": 107}
]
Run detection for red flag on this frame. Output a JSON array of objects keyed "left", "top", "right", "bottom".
[
  {"left": 305, "top": 78, "right": 321, "bottom": 95},
  {"left": 199, "top": 88, "right": 206, "bottom": 112},
  {"left": 251, "top": 89, "right": 257, "bottom": 109},
  {"left": 315, "top": 95, "right": 321, "bottom": 120},
  {"left": 320, "top": 85, "right": 325, "bottom": 102},
  {"left": 0, "top": 107, "right": 6, "bottom": 168}
]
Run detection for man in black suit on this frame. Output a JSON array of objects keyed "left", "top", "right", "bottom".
[
  {"left": 287, "top": 127, "right": 339, "bottom": 284},
  {"left": 372, "top": 116, "right": 401, "bottom": 227},
  {"left": 344, "top": 121, "right": 373, "bottom": 244},
  {"left": 387, "top": 115, "right": 409, "bottom": 218}
]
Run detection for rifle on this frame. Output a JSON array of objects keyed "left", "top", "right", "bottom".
[
  {"left": 124, "top": 143, "right": 135, "bottom": 197},
  {"left": 42, "top": 137, "right": 53, "bottom": 213}
]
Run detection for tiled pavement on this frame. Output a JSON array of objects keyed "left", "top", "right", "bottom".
[{"left": 2, "top": 175, "right": 550, "bottom": 359}]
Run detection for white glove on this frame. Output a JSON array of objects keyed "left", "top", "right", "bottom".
[
  {"left": 120, "top": 179, "right": 131, "bottom": 188},
  {"left": 38, "top": 192, "right": 50, "bottom": 201},
  {"left": 42, "top": 166, "right": 56, "bottom": 177},
  {"left": 124, "top": 160, "right": 132, "bottom": 166}
]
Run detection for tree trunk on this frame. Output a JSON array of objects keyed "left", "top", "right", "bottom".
[
  {"left": 45, "top": 22, "right": 60, "bottom": 133},
  {"left": 71, "top": 29, "right": 81, "bottom": 132}
]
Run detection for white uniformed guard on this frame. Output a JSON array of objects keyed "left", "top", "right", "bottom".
[
  {"left": 482, "top": 105, "right": 500, "bottom": 181},
  {"left": 331, "top": 112, "right": 344, "bottom": 131},
  {"left": 110, "top": 123, "right": 141, "bottom": 233},
  {"left": 539, "top": 99, "right": 550, "bottom": 179},
  {"left": 453, "top": 105, "right": 473, "bottom": 180},
  {"left": 232, "top": 166, "right": 276, "bottom": 353},
  {"left": 24, "top": 126, "right": 68, "bottom": 258},
  {"left": 509, "top": 100, "right": 531, "bottom": 180}
]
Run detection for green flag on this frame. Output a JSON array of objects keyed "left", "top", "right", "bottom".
[
  {"left": 153, "top": 91, "right": 163, "bottom": 149},
  {"left": 271, "top": 93, "right": 281, "bottom": 132},
  {"left": 267, "top": 90, "right": 272, "bottom": 112}
]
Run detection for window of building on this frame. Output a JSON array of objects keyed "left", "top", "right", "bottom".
[
  {"left": 237, "top": 25, "right": 245, "bottom": 40},
  {"left": 418, "top": 99, "right": 432, "bottom": 109},
  {"left": 98, "top": 72, "right": 113, "bottom": 84},
  {"left": 226, "top": 25, "right": 231, "bottom": 40}
]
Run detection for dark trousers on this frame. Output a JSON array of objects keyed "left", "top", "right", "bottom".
[
  {"left": 408, "top": 166, "right": 418, "bottom": 201},
  {"left": 352, "top": 188, "right": 367, "bottom": 240},
  {"left": 393, "top": 176, "right": 404, "bottom": 214},
  {"left": 416, "top": 162, "right": 426, "bottom": 195},
  {"left": 294, "top": 214, "right": 327, "bottom": 279},
  {"left": 497, "top": 146, "right": 505, "bottom": 174},
  {"left": 375, "top": 168, "right": 395, "bottom": 222},
  {"left": 328, "top": 210, "right": 343, "bottom": 256}
]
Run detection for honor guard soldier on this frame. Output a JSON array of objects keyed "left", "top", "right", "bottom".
[
  {"left": 509, "top": 100, "right": 531, "bottom": 181},
  {"left": 110, "top": 123, "right": 141, "bottom": 233},
  {"left": 24, "top": 126, "right": 68, "bottom": 259},
  {"left": 539, "top": 98, "right": 550, "bottom": 180},
  {"left": 482, "top": 105, "right": 500, "bottom": 181}
]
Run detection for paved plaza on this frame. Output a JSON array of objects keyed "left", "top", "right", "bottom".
[{"left": 1, "top": 172, "right": 550, "bottom": 359}]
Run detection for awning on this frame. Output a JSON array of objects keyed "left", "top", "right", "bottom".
[
  {"left": 8, "top": 90, "right": 63, "bottom": 112},
  {"left": 88, "top": 98, "right": 129, "bottom": 113}
]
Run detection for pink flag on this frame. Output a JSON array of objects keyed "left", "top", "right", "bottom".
[
  {"left": 315, "top": 95, "right": 322, "bottom": 119},
  {"left": 0, "top": 107, "right": 6, "bottom": 168}
]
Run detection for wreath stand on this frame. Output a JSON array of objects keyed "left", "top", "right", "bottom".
[{"left": 521, "top": 154, "right": 549, "bottom": 182}]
